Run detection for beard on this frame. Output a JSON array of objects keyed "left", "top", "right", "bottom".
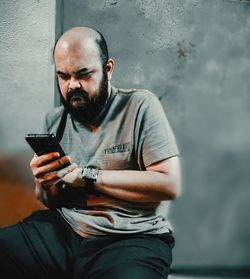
[{"left": 61, "top": 71, "right": 109, "bottom": 124}]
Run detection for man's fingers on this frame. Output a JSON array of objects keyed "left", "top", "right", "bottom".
[
  {"left": 39, "top": 163, "right": 77, "bottom": 189},
  {"left": 32, "top": 156, "right": 71, "bottom": 178},
  {"left": 45, "top": 156, "right": 71, "bottom": 172},
  {"left": 38, "top": 172, "right": 60, "bottom": 188},
  {"left": 30, "top": 152, "right": 60, "bottom": 169},
  {"left": 57, "top": 163, "right": 78, "bottom": 178}
]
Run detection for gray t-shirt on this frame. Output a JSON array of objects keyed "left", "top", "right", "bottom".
[{"left": 44, "top": 87, "right": 179, "bottom": 237}]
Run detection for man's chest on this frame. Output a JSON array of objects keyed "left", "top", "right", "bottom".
[{"left": 60, "top": 120, "right": 138, "bottom": 170}]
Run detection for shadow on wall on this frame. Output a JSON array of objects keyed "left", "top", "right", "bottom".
[{"left": 0, "top": 151, "right": 44, "bottom": 227}]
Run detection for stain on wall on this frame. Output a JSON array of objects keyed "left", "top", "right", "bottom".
[{"left": 62, "top": 0, "right": 250, "bottom": 266}]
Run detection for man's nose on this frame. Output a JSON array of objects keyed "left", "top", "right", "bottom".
[{"left": 68, "top": 78, "right": 81, "bottom": 91}]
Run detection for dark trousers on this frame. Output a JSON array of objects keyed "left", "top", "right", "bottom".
[{"left": 0, "top": 210, "right": 174, "bottom": 279}]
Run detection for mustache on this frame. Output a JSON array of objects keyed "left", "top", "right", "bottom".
[{"left": 66, "top": 88, "right": 89, "bottom": 101}]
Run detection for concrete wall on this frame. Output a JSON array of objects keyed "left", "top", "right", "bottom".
[
  {"left": 0, "top": 0, "right": 56, "bottom": 153},
  {"left": 0, "top": 0, "right": 249, "bottom": 269},
  {"left": 62, "top": 0, "right": 250, "bottom": 267}
]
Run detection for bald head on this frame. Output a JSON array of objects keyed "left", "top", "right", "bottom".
[{"left": 54, "top": 27, "right": 109, "bottom": 66}]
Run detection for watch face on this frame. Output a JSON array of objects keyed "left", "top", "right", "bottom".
[{"left": 84, "top": 167, "right": 99, "bottom": 180}]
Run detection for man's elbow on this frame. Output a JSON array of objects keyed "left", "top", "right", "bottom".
[
  {"left": 163, "top": 178, "right": 182, "bottom": 200},
  {"left": 170, "top": 185, "right": 181, "bottom": 200}
]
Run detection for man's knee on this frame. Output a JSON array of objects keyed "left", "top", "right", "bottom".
[{"left": 92, "top": 261, "right": 170, "bottom": 279}]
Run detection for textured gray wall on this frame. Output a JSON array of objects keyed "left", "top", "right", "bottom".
[
  {"left": 62, "top": 0, "right": 250, "bottom": 266},
  {"left": 0, "top": 0, "right": 56, "bottom": 153}
]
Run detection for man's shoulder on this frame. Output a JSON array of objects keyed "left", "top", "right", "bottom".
[
  {"left": 44, "top": 106, "right": 65, "bottom": 132},
  {"left": 45, "top": 106, "right": 64, "bottom": 120},
  {"left": 116, "top": 87, "right": 154, "bottom": 97},
  {"left": 115, "top": 87, "right": 158, "bottom": 103}
]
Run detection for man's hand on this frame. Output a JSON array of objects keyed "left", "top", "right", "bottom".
[
  {"left": 30, "top": 152, "right": 76, "bottom": 188},
  {"left": 58, "top": 167, "right": 84, "bottom": 187},
  {"left": 30, "top": 152, "right": 77, "bottom": 207}
]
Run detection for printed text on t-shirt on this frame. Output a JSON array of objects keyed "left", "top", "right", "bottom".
[{"left": 104, "top": 143, "right": 130, "bottom": 154}]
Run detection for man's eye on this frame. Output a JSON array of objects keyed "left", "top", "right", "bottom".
[
  {"left": 59, "top": 75, "right": 69, "bottom": 81},
  {"left": 77, "top": 72, "right": 91, "bottom": 79}
]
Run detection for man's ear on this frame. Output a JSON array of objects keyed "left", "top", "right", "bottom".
[{"left": 105, "top": 59, "right": 115, "bottom": 80}]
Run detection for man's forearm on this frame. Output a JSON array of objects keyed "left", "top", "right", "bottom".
[
  {"left": 95, "top": 169, "right": 180, "bottom": 203},
  {"left": 60, "top": 156, "right": 181, "bottom": 203}
]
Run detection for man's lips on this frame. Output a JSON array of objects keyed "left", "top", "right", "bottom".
[
  {"left": 69, "top": 96, "right": 87, "bottom": 108},
  {"left": 70, "top": 96, "right": 84, "bottom": 101},
  {"left": 70, "top": 96, "right": 85, "bottom": 102}
]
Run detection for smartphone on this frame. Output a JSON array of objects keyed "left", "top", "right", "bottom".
[{"left": 25, "top": 134, "right": 70, "bottom": 170}]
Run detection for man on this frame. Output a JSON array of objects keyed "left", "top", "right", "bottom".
[{"left": 0, "top": 27, "right": 181, "bottom": 278}]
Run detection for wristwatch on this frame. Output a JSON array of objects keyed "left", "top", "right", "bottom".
[{"left": 81, "top": 166, "right": 99, "bottom": 194}]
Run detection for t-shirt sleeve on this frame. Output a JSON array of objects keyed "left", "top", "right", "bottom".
[
  {"left": 135, "top": 93, "right": 179, "bottom": 168},
  {"left": 42, "top": 113, "right": 50, "bottom": 133}
]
